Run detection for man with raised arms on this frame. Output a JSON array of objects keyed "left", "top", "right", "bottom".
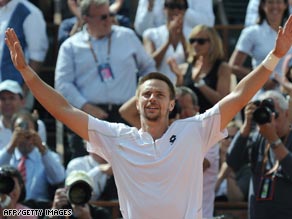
[{"left": 4, "top": 16, "right": 292, "bottom": 219}]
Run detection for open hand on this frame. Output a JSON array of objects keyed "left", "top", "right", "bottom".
[
  {"left": 5, "top": 28, "right": 28, "bottom": 72},
  {"left": 273, "top": 15, "right": 292, "bottom": 58}
]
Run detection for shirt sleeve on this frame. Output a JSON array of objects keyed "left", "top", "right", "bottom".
[
  {"left": 55, "top": 40, "right": 88, "bottom": 109},
  {"left": 134, "top": 0, "right": 156, "bottom": 36},
  {"left": 87, "top": 115, "right": 131, "bottom": 163},
  {"left": 280, "top": 153, "right": 292, "bottom": 179},
  {"left": 184, "top": 0, "right": 215, "bottom": 27},
  {"left": 192, "top": 104, "right": 227, "bottom": 154},
  {"left": 226, "top": 131, "right": 250, "bottom": 172},
  {"left": 23, "top": 9, "right": 48, "bottom": 62},
  {"left": 235, "top": 26, "right": 254, "bottom": 56},
  {"left": 0, "top": 149, "right": 12, "bottom": 165},
  {"left": 129, "top": 30, "right": 156, "bottom": 77},
  {"left": 42, "top": 150, "right": 65, "bottom": 185}
]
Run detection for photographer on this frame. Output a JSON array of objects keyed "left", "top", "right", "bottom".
[
  {"left": 0, "top": 165, "right": 37, "bottom": 219},
  {"left": 227, "top": 90, "right": 292, "bottom": 219},
  {"left": 44, "top": 171, "right": 110, "bottom": 219},
  {"left": 0, "top": 111, "right": 65, "bottom": 201}
]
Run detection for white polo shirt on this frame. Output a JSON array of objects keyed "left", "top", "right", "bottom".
[{"left": 87, "top": 104, "right": 227, "bottom": 219}]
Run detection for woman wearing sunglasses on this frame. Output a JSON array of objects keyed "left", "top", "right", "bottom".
[
  {"left": 229, "top": 0, "right": 291, "bottom": 92},
  {"left": 168, "top": 24, "right": 232, "bottom": 113}
]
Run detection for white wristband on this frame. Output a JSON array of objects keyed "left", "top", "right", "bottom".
[{"left": 262, "top": 52, "right": 280, "bottom": 71}]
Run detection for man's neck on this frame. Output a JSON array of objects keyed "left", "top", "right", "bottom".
[
  {"left": 141, "top": 119, "right": 169, "bottom": 140},
  {"left": 87, "top": 27, "right": 111, "bottom": 39}
]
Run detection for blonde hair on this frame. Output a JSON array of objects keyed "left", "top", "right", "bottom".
[{"left": 187, "top": 25, "right": 225, "bottom": 64}]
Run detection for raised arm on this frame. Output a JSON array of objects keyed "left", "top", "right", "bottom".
[
  {"left": 5, "top": 28, "right": 89, "bottom": 141},
  {"left": 219, "top": 15, "right": 292, "bottom": 130}
]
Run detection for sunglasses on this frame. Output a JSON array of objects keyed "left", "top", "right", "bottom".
[
  {"left": 164, "top": 2, "right": 187, "bottom": 10},
  {"left": 189, "top": 38, "right": 210, "bottom": 45},
  {"left": 88, "top": 13, "right": 112, "bottom": 21}
]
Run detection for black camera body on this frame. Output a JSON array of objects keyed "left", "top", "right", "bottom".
[
  {"left": 253, "top": 98, "right": 278, "bottom": 125},
  {"left": 0, "top": 174, "right": 15, "bottom": 194},
  {"left": 66, "top": 181, "right": 92, "bottom": 206}
]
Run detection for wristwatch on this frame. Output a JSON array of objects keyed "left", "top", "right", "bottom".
[
  {"left": 270, "top": 138, "right": 282, "bottom": 149},
  {"left": 193, "top": 79, "right": 205, "bottom": 88}
]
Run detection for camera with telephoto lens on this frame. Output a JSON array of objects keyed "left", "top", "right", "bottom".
[
  {"left": 0, "top": 171, "right": 15, "bottom": 195},
  {"left": 65, "top": 171, "right": 93, "bottom": 206},
  {"left": 66, "top": 181, "right": 92, "bottom": 205},
  {"left": 252, "top": 98, "right": 278, "bottom": 125}
]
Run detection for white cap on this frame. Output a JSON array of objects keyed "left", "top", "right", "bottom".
[
  {"left": 0, "top": 80, "right": 23, "bottom": 96},
  {"left": 65, "top": 170, "right": 94, "bottom": 189}
]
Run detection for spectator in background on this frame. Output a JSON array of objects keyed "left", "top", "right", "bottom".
[
  {"left": 229, "top": 0, "right": 291, "bottom": 93},
  {"left": 227, "top": 90, "right": 292, "bottom": 219},
  {"left": 43, "top": 170, "right": 111, "bottom": 219},
  {"left": 245, "top": 0, "right": 261, "bottom": 27},
  {"left": 58, "top": 0, "right": 130, "bottom": 46},
  {"left": 58, "top": 0, "right": 84, "bottom": 46},
  {"left": 168, "top": 24, "right": 231, "bottom": 113},
  {"left": 0, "top": 111, "right": 65, "bottom": 201},
  {"left": 0, "top": 80, "right": 47, "bottom": 150},
  {"left": 108, "top": 0, "right": 130, "bottom": 27},
  {"left": 55, "top": 0, "right": 156, "bottom": 163},
  {"left": 134, "top": 0, "right": 215, "bottom": 37},
  {"left": 277, "top": 54, "right": 292, "bottom": 122},
  {"left": 142, "top": 0, "right": 188, "bottom": 84},
  {"left": 0, "top": 165, "right": 37, "bottom": 219},
  {"left": 245, "top": 0, "right": 292, "bottom": 26},
  {"left": 66, "top": 147, "right": 118, "bottom": 201},
  {"left": 0, "top": 0, "right": 48, "bottom": 110},
  {"left": 215, "top": 120, "right": 251, "bottom": 202}
]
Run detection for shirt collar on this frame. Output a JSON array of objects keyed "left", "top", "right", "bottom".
[
  {"left": 15, "top": 147, "right": 38, "bottom": 161},
  {"left": 262, "top": 20, "right": 277, "bottom": 33},
  {"left": 82, "top": 24, "right": 114, "bottom": 42}
]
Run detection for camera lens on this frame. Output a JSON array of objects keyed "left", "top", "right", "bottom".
[
  {"left": 67, "top": 181, "right": 92, "bottom": 205},
  {"left": 252, "top": 98, "right": 277, "bottom": 125},
  {"left": 253, "top": 107, "right": 272, "bottom": 124},
  {"left": 0, "top": 175, "right": 15, "bottom": 194}
]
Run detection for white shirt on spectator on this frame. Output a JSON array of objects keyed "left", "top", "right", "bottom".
[
  {"left": 143, "top": 25, "right": 186, "bottom": 84},
  {"left": 236, "top": 20, "right": 292, "bottom": 79},
  {"left": 134, "top": 0, "right": 215, "bottom": 37}
]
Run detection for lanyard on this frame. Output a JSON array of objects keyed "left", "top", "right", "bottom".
[{"left": 88, "top": 33, "right": 112, "bottom": 64}]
